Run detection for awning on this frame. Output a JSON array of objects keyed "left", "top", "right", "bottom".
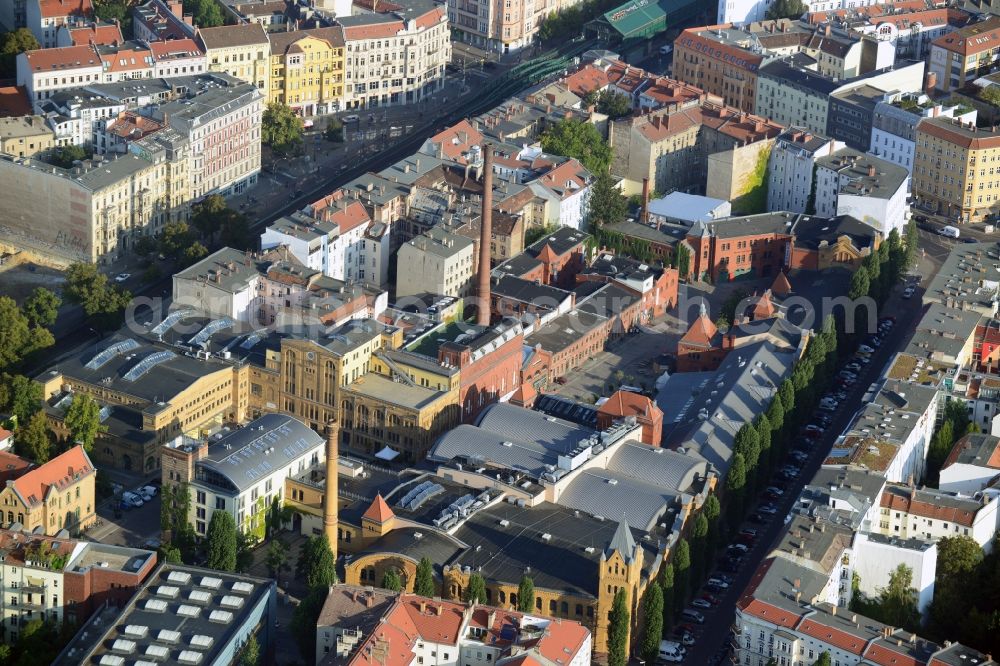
[{"left": 375, "top": 446, "right": 399, "bottom": 461}]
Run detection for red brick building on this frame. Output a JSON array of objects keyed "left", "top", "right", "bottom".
[
  {"left": 493, "top": 226, "right": 590, "bottom": 290},
  {"left": 578, "top": 253, "right": 679, "bottom": 320},
  {"left": 597, "top": 390, "right": 664, "bottom": 446},
  {"left": 438, "top": 318, "right": 525, "bottom": 423},
  {"left": 676, "top": 309, "right": 732, "bottom": 372}
]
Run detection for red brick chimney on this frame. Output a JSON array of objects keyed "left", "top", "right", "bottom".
[
  {"left": 477, "top": 143, "right": 494, "bottom": 326},
  {"left": 868, "top": 164, "right": 876, "bottom": 177},
  {"left": 924, "top": 71, "right": 937, "bottom": 96}
]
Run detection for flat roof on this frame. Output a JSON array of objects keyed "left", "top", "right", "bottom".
[
  {"left": 55, "top": 563, "right": 275, "bottom": 666},
  {"left": 345, "top": 373, "right": 450, "bottom": 411}
]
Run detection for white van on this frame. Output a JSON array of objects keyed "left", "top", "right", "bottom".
[
  {"left": 659, "top": 44, "right": 673, "bottom": 56},
  {"left": 658, "top": 640, "right": 685, "bottom": 662},
  {"left": 939, "top": 225, "right": 960, "bottom": 238}
]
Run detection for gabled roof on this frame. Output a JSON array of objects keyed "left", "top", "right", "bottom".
[
  {"left": 362, "top": 493, "right": 395, "bottom": 523},
  {"left": 10, "top": 445, "right": 93, "bottom": 507},
  {"left": 598, "top": 389, "right": 659, "bottom": 421},
  {"left": 679, "top": 312, "right": 718, "bottom": 348},
  {"left": 751, "top": 291, "right": 776, "bottom": 320},
  {"left": 771, "top": 271, "right": 792, "bottom": 296},
  {"left": 605, "top": 517, "right": 637, "bottom": 562},
  {"left": 38, "top": 0, "right": 92, "bottom": 19}
]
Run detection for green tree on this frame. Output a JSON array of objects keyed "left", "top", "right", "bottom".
[
  {"left": 160, "top": 221, "right": 196, "bottom": 259},
  {"left": 727, "top": 453, "right": 748, "bottom": 531},
  {"left": 64, "top": 393, "right": 104, "bottom": 451},
  {"left": 0, "top": 28, "right": 39, "bottom": 78},
  {"left": 205, "top": 511, "right": 238, "bottom": 572},
  {"left": 236, "top": 531, "right": 255, "bottom": 573},
  {"left": 239, "top": 634, "right": 260, "bottom": 666},
  {"left": 607, "top": 587, "right": 630, "bottom": 666},
  {"left": 766, "top": 0, "right": 805, "bottom": 19},
  {"left": 937, "top": 535, "right": 983, "bottom": 581},
  {"left": 465, "top": 572, "right": 487, "bottom": 603},
  {"left": 266, "top": 539, "right": 288, "bottom": 577},
  {"left": 324, "top": 119, "right": 344, "bottom": 142},
  {"left": 779, "top": 379, "right": 795, "bottom": 417},
  {"left": 0, "top": 296, "right": 53, "bottom": 369},
  {"left": 298, "top": 535, "right": 337, "bottom": 590},
  {"left": 848, "top": 267, "right": 870, "bottom": 300},
  {"left": 22, "top": 288, "right": 60, "bottom": 329},
  {"left": 191, "top": 193, "right": 228, "bottom": 238},
  {"left": 159, "top": 544, "right": 183, "bottom": 564},
  {"left": 382, "top": 569, "right": 403, "bottom": 591},
  {"left": 641, "top": 583, "right": 663, "bottom": 663},
  {"left": 587, "top": 170, "right": 628, "bottom": 229},
  {"left": 755, "top": 414, "right": 772, "bottom": 485},
  {"left": 16, "top": 410, "right": 51, "bottom": 463},
  {"left": 673, "top": 538, "right": 690, "bottom": 614},
  {"left": 703, "top": 494, "right": 722, "bottom": 567},
  {"left": 47, "top": 144, "right": 90, "bottom": 169},
  {"left": 63, "top": 263, "right": 131, "bottom": 330},
  {"left": 0, "top": 373, "right": 42, "bottom": 425},
  {"left": 596, "top": 89, "right": 632, "bottom": 119},
  {"left": 219, "top": 211, "right": 253, "bottom": 250},
  {"left": 517, "top": 575, "right": 535, "bottom": 612},
  {"left": 414, "top": 557, "right": 436, "bottom": 597},
  {"left": 981, "top": 86, "right": 1000, "bottom": 106},
  {"left": 689, "top": 514, "right": 709, "bottom": 586},
  {"left": 262, "top": 102, "right": 304, "bottom": 155},
  {"left": 766, "top": 393, "right": 784, "bottom": 435},
  {"left": 182, "top": 242, "right": 210, "bottom": 267},
  {"left": 877, "top": 564, "right": 920, "bottom": 630},
  {"left": 673, "top": 243, "right": 691, "bottom": 280},
  {"left": 812, "top": 652, "right": 832, "bottom": 666},
  {"left": 93, "top": 0, "right": 131, "bottom": 33},
  {"left": 291, "top": 587, "right": 327, "bottom": 662},
  {"left": 734, "top": 423, "right": 760, "bottom": 475},
  {"left": 540, "top": 117, "right": 611, "bottom": 174},
  {"left": 661, "top": 562, "right": 675, "bottom": 629},
  {"left": 134, "top": 235, "right": 159, "bottom": 257},
  {"left": 183, "top": 0, "right": 224, "bottom": 27}
]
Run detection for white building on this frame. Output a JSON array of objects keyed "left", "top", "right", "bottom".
[
  {"left": 26, "top": 0, "right": 91, "bottom": 48},
  {"left": 262, "top": 199, "right": 376, "bottom": 283},
  {"left": 814, "top": 148, "right": 910, "bottom": 236},
  {"left": 877, "top": 484, "right": 999, "bottom": 551},
  {"left": 17, "top": 44, "right": 103, "bottom": 104},
  {"left": 940, "top": 433, "right": 1000, "bottom": 495},
  {"left": 648, "top": 191, "right": 731, "bottom": 226},
  {"left": 718, "top": 0, "right": 883, "bottom": 30},
  {"left": 149, "top": 38, "right": 207, "bottom": 78},
  {"left": 528, "top": 158, "right": 593, "bottom": 230},
  {"left": 852, "top": 531, "right": 937, "bottom": 615},
  {"left": 395, "top": 227, "right": 475, "bottom": 300},
  {"left": 870, "top": 92, "right": 976, "bottom": 173},
  {"left": 768, "top": 129, "right": 844, "bottom": 214},
  {"left": 166, "top": 413, "right": 325, "bottom": 536},
  {"left": 340, "top": 3, "right": 450, "bottom": 110}
]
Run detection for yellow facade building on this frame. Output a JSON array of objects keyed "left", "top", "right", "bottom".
[
  {"left": 267, "top": 27, "right": 345, "bottom": 117},
  {"left": 0, "top": 446, "right": 96, "bottom": 536},
  {"left": 0, "top": 115, "right": 55, "bottom": 158},
  {"left": 197, "top": 23, "right": 271, "bottom": 100}
]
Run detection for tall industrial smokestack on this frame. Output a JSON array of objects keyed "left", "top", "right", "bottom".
[
  {"left": 322, "top": 419, "right": 339, "bottom": 560},
  {"left": 477, "top": 143, "right": 494, "bottom": 326}
]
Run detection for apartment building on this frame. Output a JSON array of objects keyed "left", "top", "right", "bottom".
[
  {"left": 26, "top": 0, "right": 92, "bottom": 48},
  {"left": 55, "top": 22, "right": 123, "bottom": 47},
  {"left": 447, "top": 0, "right": 545, "bottom": 54},
  {"left": 196, "top": 23, "right": 271, "bottom": 99},
  {"left": 672, "top": 25, "right": 764, "bottom": 113},
  {"left": 767, "top": 128, "right": 844, "bottom": 214},
  {"left": 0, "top": 115, "right": 56, "bottom": 157},
  {"left": 830, "top": 6, "right": 974, "bottom": 61},
  {"left": 870, "top": 92, "right": 977, "bottom": 173},
  {"left": 913, "top": 117, "right": 1000, "bottom": 223},
  {"left": 149, "top": 38, "right": 206, "bottom": 78},
  {"left": 814, "top": 148, "right": 910, "bottom": 235},
  {"left": 929, "top": 15, "right": 1000, "bottom": 92},
  {"left": 162, "top": 413, "right": 325, "bottom": 536},
  {"left": 877, "top": 484, "right": 999, "bottom": 549},
  {"left": 0, "top": 529, "right": 155, "bottom": 642},
  {"left": 940, "top": 433, "right": 1000, "bottom": 494},
  {"left": 395, "top": 227, "right": 475, "bottom": 299},
  {"left": 527, "top": 158, "right": 592, "bottom": 230},
  {"left": 267, "top": 27, "right": 345, "bottom": 117},
  {"left": 341, "top": 0, "right": 450, "bottom": 109},
  {"left": 315, "top": 587, "right": 592, "bottom": 666},
  {"left": 17, "top": 44, "right": 103, "bottom": 103},
  {"left": 0, "top": 446, "right": 96, "bottom": 535},
  {"left": 0, "top": 139, "right": 189, "bottom": 264},
  {"left": 609, "top": 100, "right": 782, "bottom": 203},
  {"left": 148, "top": 74, "right": 262, "bottom": 198},
  {"left": 133, "top": 0, "right": 196, "bottom": 42}
]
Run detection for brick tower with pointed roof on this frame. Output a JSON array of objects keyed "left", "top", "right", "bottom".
[
  {"left": 676, "top": 303, "right": 731, "bottom": 372},
  {"left": 596, "top": 518, "right": 643, "bottom": 652},
  {"left": 771, "top": 271, "right": 792, "bottom": 297},
  {"left": 361, "top": 493, "right": 396, "bottom": 538}
]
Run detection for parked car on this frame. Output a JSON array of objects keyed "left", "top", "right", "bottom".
[
  {"left": 671, "top": 631, "right": 695, "bottom": 646},
  {"left": 699, "top": 593, "right": 720, "bottom": 605},
  {"left": 691, "top": 598, "right": 713, "bottom": 609},
  {"left": 858, "top": 345, "right": 876, "bottom": 354},
  {"left": 135, "top": 487, "right": 153, "bottom": 501},
  {"left": 707, "top": 577, "right": 731, "bottom": 589},
  {"left": 682, "top": 609, "right": 706, "bottom": 624},
  {"left": 902, "top": 288, "right": 914, "bottom": 299},
  {"left": 343, "top": 114, "right": 360, "bottom": 123},
  {"left": 115, "top": 273, "right": 130, "bottom": 283},
  {"left": 141, "top": 485, "right": 158, "bottom": 497},
  {"left": 759, "top": 504, "right": 779, "bottom": 515},
  {"left": 765, "top": 486, "right": 785, "bottom": 497},
  {"left": 122, "top": 491, "right": 144, "bottom": 507},
  {"left": 728, "top": 543, "right": 749, "bottom": 555}
]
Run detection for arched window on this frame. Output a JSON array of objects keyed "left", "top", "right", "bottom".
[
  {"left": 498, "top": 591, "right": 505, "bottom": 604},
  {"left": 560, "top": 602, "right": 568, "bottom": 614},
  {"left": 549, "top": 600, "right": 556, "bottom": 612}
]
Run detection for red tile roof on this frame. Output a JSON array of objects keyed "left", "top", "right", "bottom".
[
  {"left": 771, "top": 271, "right": 792, "bottom": 296},
  {"left": 414, "top": 5, "right": 445, "bottom": 29},
  {"left": 752, "top": 291, "right": 776, "bottom": 319},
  {"left": 0, "top": 450, "right": 33, "bottom": 484},
  {"left": 864, "top": 642, "right": 922, "bottom": 666},
  {"left": 342, "top": 20, "right": 404, "bottom": 41},
  {"left": 361, "top": 493, "right": 394, "bottom": 523},
  {"left": 426, "top": 119, "right": 484, "bottom": 164},
  {"left": 66, "top": 23, "right": 123, "bottom": 46},
  {"left": 100, "top": 45, "right": 153, "bottom": 73},
  {"left": 38, "top": 0, "right": 92, "bottom": 19},
  {"left": 680, "top": 313, "right": 719, "bottom": 348},
  {"left": 22, "top": 44, "right": 101, "bottom": 73},
  {"left": 598, "top": 390, "right": 660, "bottom": 420},
  {"left": 798, "top": 618, "right": 867, "bottom": 654},
  {"left": 804, "top": 1, "right": 929, "bottom": 24},
  {"left": 0, "top": 86, "right": 32, "bottom": 117},
  {"left": 563, "top": 64, "right": 610, "bottom": 97},
  {"left": 930, "top": 15, "right": 1000, "bottom": 56},
  {"left": 324, "top": 199, "right": 370, "bottom": 234},
  {"left": 880, "top": 487, "right": 979, "bottom": 527},
  {"left": 11, "top": 445, "right": 94, "bottom": 507},
  {"left": 918, "top": 117, "right": 1000, "bottom": 151},
  {"left": 148, "top": 38, "right": 203, "bottom": 59}
]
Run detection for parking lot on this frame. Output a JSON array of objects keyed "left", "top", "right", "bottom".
[
  {"left": 86, "top": 483, "right": 162, "bottom": 549},
  {"left": 666, "top": 272, "right": 926, "bottom": 665}
]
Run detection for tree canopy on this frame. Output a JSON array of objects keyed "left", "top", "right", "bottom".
[
  {"left": 64, "top": 392, "right": 104, "bottom": 451},
  {"left": 63, "top": 263, "right": 131, "bottom": 330},
  {"left": 0, "top": 28, "right": 39, "bottom": 78},
  {"left": 587, "top": 171, "right": 628, "bottom": 229},
  {"left": 298, "top": 535, "right": 336, "bottom": 590},
  {"left": 382, "top": 569, "right": 403, "bottom": 591},
  {"left": 465, "top": 572, "right": 487, "bottom": 604},
  {"left": 607, "top": 588, "right": 630, "bottom": 666},
  {"left": 766, "top": 0, "right": 805, "bottom": 19},
  {"left": 0, "top": 296, "right": 54, "bottom": 369},
  {"left": 414, "top": 557, "right": 436, "bottom": 597},
  {"left": 517, "top": 575, "right": 535, "bottom": 612},
  {"left": 262, "top": 102, "right": 304, "bottom": 155},
  {"left": 183, "top": 0, "right": 225, "bottom": 27},
  {"left": 22, "top": 288, "right": 60, "bottom": 329},
  {"left": 640, "top": 583, "right": 663, "bottom": 663},
  {"left": 206, "top": 511, "right": 238, "bottom": 572},
  {"left": 540, "top": 118, "right": 612, "bottom": 174}
]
